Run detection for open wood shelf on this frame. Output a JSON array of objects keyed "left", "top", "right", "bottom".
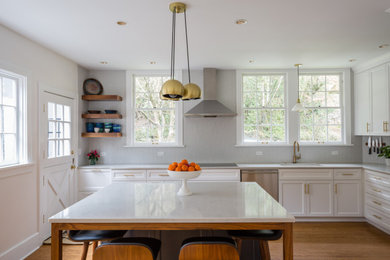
[
  {"left": 82, "top": 113, "right": 122, "bottom": 119},
  {"left": 81, "top": 132, "right": 122, "bottom": 138},
  {"left": 82, "top": 95, "right": 123, "bottom": 101}
]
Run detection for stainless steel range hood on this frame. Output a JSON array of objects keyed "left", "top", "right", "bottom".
[{"left": 184, "top": 68, "right": 237, "bottom": 117}]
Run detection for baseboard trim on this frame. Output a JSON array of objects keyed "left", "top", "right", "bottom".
[
  {"left": 366, "top": 220, "right": 390, "bottom": 235},
  {"left": 0, "top": 232, "right": 41, "bottom": 260},
  {"left": 295, "top": 217, "right": 366, "bottom": 222}
]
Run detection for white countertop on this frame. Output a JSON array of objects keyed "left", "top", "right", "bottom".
[
  {"left": 78, "top": 163, "right": 390, "bottom": 175},
  {"left": 49, "top": 182, "right": 294, "bottom": 223}
]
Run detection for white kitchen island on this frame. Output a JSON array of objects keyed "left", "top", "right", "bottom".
[{"left": 49, "top": 182, "right": 295, "bottom": 259}]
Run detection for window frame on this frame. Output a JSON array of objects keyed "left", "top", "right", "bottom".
[
  {"left": 236, "top": 71, "right": 289, "bottom": 146},
  {"left": 237, "top": 69, "right": 352, "bottom": 146},
  {"left": 0, "top": 68, "right": 27, "bottom": 167},
  {"left": 298, "top": 72, "right": 345, "bottom": 145},
  {"left": 126, "top": 70, "right": 184, "bottom": 147}
]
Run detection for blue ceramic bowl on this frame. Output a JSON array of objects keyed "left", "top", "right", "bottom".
[
  {"left": 105, "top": 110, "right": 117, "bottom": 114},
  {"left": 113, "top": 124, "right": 121, "bottom": 133},
  {"left": 86, "top": 122, "right": 95, "bottom": 133}
]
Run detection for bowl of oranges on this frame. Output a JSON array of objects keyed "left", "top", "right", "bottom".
[{"left": 167, "top": 160, "right": 202, "bottom": 196}]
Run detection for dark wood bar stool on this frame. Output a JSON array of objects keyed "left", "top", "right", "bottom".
[
  {"left": 93, "top": 237, "right": 161, "bottom": 260},
  {"left": 179, "top": 236, "right": 240, "bottom": 260},
  {"left": 228, "top": 230, "right": 283, "bottom": 260},
  {"left": 68, "top": 230, "right": 127, "bottom": 260}
]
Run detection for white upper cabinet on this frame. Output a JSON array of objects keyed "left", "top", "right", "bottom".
[
  {"left": 354, "top": 63, "right": 390, "bottom": 135},
  {"left": 354, "top": 71, "right": 371, "bottom": 135}
]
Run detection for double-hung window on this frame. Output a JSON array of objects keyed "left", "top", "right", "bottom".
[
  {"left": 128, "top": 72, "right": 183, "bottom": 147},
  {"left": 0, "top": 69, "right": 26, "bottom": 166},
  {"left": 299, "top": 74, "right": 343, "bottom": 143},
  {"left": 238, "top": 74, "right": 287, "bottom": 144}
]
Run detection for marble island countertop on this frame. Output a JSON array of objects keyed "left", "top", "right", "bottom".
[
  {"left": 78, "top": 163, "right": 390, "bottom": 175},
  {"left": 49, "top": 182, "right": 294, "bottom": 223}
]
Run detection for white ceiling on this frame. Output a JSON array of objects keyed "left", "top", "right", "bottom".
[{"left": 1, "top": 0, "right": 390, "bottom": 70}]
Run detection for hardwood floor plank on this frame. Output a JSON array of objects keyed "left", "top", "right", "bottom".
[{"left": 26, "top": 223, "right": 390, "bottom": 260}]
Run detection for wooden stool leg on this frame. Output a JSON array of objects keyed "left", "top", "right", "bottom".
[
  {"left": 81, "top": 242, "right": 89, "bottom": 260},
  {"left": 259, "top": 240, "right": 271, "bottom": 260}
]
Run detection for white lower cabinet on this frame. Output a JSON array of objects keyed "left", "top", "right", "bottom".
[
  {"left": 334, "top": 181, "right": 362, "bottom": 216},
  {"left": 279, "top": 168, "right": 362, "bottom": 217}
]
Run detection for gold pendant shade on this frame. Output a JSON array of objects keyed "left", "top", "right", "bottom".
[{"left": 161, "top": 2, "right": 201, "bottom": 101}]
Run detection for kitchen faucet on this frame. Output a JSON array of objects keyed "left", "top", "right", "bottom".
[{"left": 293, "top": 141, "right": 301, "bottom": 163}]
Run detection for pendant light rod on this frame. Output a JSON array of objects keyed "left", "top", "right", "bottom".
[
  {"left": 295, "top": 63, "right": 302, "bottom": 101},
  {"left": 184, "top": 10, "right": 191, "bottom": 83},
  {"left": 170, "top": 7, "right": 177, "bottom": 79}
]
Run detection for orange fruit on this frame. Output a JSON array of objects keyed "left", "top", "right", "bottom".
[
  {"left": 188, "top": 166, "right": 195, "bottom": 171},
  {"left": 195, "top": 165, "right": 201, "bottom": 171},
  {"left": 190, "top": 162, "right": 196, "bottom": 167},
  {"left": 182, "top": 165, "right": 189, "bottom": 171},
  {"left": 175, "top": 167, "right": 182, "bottom": 171},
  {"left": 178, "top": 163, "right": 183, "bottom": 168},
  {"left": 168, "top": 164, "right": 176, "bottom": 171},
  {"left": 181, "top": 159, "right": 188, "bottom": 165},
  {"left": 172, "top": 162, "right": 178, "bottom": 167}
]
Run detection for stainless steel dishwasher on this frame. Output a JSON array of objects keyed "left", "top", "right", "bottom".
[{"left": 241, "top": 169, "right": 279, "bottom": 201}]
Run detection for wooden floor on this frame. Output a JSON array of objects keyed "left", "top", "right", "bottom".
[{"left": 27, "top": 222, "right": 390, "bottom": 260}]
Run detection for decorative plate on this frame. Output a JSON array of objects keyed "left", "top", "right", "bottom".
[{"left": 83, "top": 78, "right": 103, "bottom": 95}]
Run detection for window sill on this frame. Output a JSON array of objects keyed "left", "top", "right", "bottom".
[
  {"left": 0, "top": 162, "right": 35, "bottom": 178},
  {"left": 123, "top": 144, "right": 185, "bottom": 148},
  {"left": 235, "top": 144, "right": 354, "bottom": 147}
]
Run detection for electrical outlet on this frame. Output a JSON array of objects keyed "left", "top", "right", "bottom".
[
  {"left": 157, "top": 152, "right": 164, "bottom": 157},
  {"left": 331, "top": 150, "right": 339, "bottom": 156},
  {"left": 256, "top": 151, "right": 263, "bottom": 156}
]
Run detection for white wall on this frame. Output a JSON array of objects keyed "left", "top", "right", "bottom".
[
  {"left": 0, "top": 24, "right": 79, "bottom": 259},
  {"left": 80, "top": 69, "right": 362, "bottom": 164}
]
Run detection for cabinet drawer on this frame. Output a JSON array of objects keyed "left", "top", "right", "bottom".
[
  {"left": 193, "top": 169, "right": 240, "bottom": 182},
  {"left": 78, "top": 169, "right": 111, "bottom": 190},
  {"left": 366, "top": 193, "right": 390, "bottom": 215},
  {"left": 365, "top": 170, "right": 390, "bottom": 186},
  {"left": 112, "top": 170, "right": 147, "bottom": 182},
  {"left": 366, "top": 205, "right": 390, "bottom": 230},
  {"left": 147, "top": 170, "right": 172, "bottom": 181},
  {"left": 279, "top": 169, "right": 333, "bottom": 180},
  {"left": 334, "top": 169, "right": 362, "bottom": 180},
  {"left": 366, "top": 182, "right": 390, "bottom": 200}
]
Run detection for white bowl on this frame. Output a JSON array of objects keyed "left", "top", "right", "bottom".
[
  {"left": 167, "top": 170, "right": 201, "bottom": 180},
  {"left": 167, "top": 170, "right": 202, "bottom": 196}
]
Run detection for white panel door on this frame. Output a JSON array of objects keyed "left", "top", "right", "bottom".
[
  {"left": 39, "top": 91, "right": 76, "bottom": 239},
  {"left": 371, "top": 65, "right": 389, "bottom": 134},
  {"left": 334, "top": 181, "right": 362, "bottom": 216},
  {"left": 307, "top": 181, "right": 333, "bottom": 216},
  {"left": 354, "top": 71, "right": 371, "bottom": 135},
  {"left": 279, "top": 181, "right": 306, "bottom": 216}
]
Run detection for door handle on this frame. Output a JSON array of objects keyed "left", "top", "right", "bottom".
[
  {"left": 383, "top": 121, "right": 388, "bottom": 132},
  {"left": 70, "top": 165, "right": 76, "bottom": 169}
]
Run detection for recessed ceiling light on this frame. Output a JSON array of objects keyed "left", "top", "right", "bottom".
[
  {"left": 117, "top": 21, "right": 127, "bottom": 26},
  {"left": 349, "top": 59, "right": 357, "bottom": 62},
  {"left": 379, "top": 44, "right": 389, "bottom": 49},
  {"left": 249, "top": 60, "right": 255, "bottom": 63},
  {"left": 100, "top": 61, "right": 108, "bottom": 64},
  {"left": 235, "top": 19, "right": 247, "bottom": 25},
  {"left": 150, "top": 61, "right": 157, "bottom": 65}
]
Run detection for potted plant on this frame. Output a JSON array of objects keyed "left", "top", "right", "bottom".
[
  {"left": 378, "top": 146, "right": 390, "bottom": 166},
  {"left": 87, "top": 150, "right": 100, "bottom": 165}
]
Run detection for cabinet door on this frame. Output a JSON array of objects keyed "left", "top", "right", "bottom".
[
  {"left": 307, "top": 181, "right": 333, "bottom": 216},
  {"left": 354, "top": 71, "right": 371, "bottom": 135},
  {"left": 371, "top": 65, "right": 389, "bottom": 134},
  {"left": 334, "top": 181, "right": 362, "bottom": 216},
  {"left": 279, "top": 181, "right": 306, "bottom": 216}
]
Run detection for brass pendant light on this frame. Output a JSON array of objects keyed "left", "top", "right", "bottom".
[
  {"left": 161, "top": 2, "right": 201, "bottom": 100},
  {"left": 292, "top": 64, "right": 305, "bottom": 112}
]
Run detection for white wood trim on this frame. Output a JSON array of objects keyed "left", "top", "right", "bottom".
[
  {"left": 0, "top": 232, "right": 41, "bottom": 260},
  {"left": 125, "top": 70, "right": 183, "bottom": 147}
]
